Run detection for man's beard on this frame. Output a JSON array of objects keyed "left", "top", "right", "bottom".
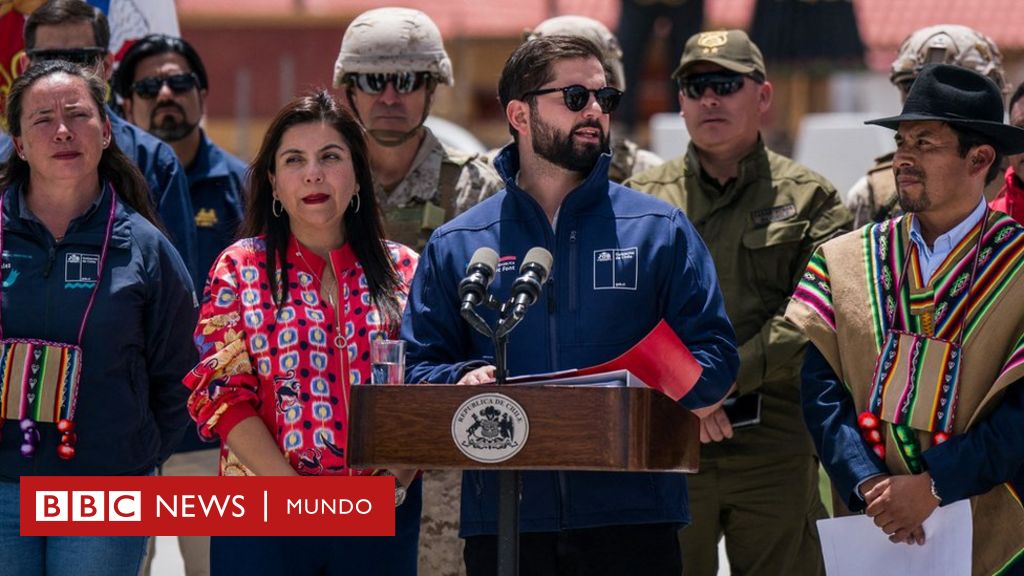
[
  {"left": 896, "top": 167, "right": 931, "bottom": 213},
  {"left": 530, "top": 113, "right": 609, "bottom": 174},
  {"left": 149, "top": 103, "right": 198, "bottom": 142}
]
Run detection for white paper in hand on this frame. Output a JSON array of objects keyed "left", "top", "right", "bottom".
[{"left": 817, "top": 499, "right": 972, "bottom": 576}]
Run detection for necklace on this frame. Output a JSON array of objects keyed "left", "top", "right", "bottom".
[
  {"left": 295, "top": 243, "right": 353, "bottom": 476},
  {"left": 295, "top": 245, "right": 338, "bottom": 308}
]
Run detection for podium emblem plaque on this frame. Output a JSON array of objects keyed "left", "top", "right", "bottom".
[{"left": 451, "top": 393, "right": 530, "bottom": 463}]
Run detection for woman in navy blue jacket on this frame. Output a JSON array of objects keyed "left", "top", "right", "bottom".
[{"left": 0, "top": 61, "right": 197, "bottom": 575}]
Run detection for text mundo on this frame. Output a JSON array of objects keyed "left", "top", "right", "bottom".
[{"left": 20, "top": 476, "right": 395, "bottom": 536}]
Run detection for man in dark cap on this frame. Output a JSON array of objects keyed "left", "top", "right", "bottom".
[
  {"left": 627, "top": 29, "right": 849, "bottom": 576},
  {"left": 789, "top": 64, "right": 1024, "bottom": 574}
]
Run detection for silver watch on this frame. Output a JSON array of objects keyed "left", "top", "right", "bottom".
[{"left": 380, "top": 471, "right": 408, "bottom": 507}]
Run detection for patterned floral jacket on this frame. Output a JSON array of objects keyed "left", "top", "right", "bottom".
[{"left": 184, "top": 235, "right": 417, "bottom": 475}]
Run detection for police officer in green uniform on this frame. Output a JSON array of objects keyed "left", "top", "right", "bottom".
[
  {"left": 845, "top": 25, "right": 1007, "bottom": 227},
  {"left": 333, "top": 7, "right": 502, "bottom": 252},
  {"left": 626, "top": 30, "right": 852, "bottom": 576}
]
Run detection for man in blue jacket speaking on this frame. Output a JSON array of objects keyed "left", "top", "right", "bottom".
[{"left": 401, "top": 35, "right": 739, "bottom": 575}]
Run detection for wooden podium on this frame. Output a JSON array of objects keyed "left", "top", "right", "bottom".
[{"left": 347, "top": 384, "right": 700, "bottom": 472}]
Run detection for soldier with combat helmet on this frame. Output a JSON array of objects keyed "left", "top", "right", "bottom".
[
  {"left": 334, "top": 9, "right": 501, "bottom": 576},
  {"left": 846, "top": 24, "right": 1008, "bottom": 227},
  {"left": 333, "top": 7, "right": 502, "bottom": 251}
]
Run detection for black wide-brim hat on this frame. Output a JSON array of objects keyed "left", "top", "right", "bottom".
[{"left": 866, "top": 63, "right": 1024, "bottom": 155}]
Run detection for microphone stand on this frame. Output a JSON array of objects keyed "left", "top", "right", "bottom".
[{"left": 459, "top": 297, "right": 520, "bottom": 576}]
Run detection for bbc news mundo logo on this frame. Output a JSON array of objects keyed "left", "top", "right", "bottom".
[{"left": 21, "top": 476, "right": 393, "bottom": 536}]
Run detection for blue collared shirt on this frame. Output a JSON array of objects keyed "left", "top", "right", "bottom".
[{"left": 909, "top": 197, "right": 987, "bottom": 285}]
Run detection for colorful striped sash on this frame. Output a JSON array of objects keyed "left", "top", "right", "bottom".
[
  {"left": 0, "top": 189, "right": 117, "bottom": 459},
  {"left": 867, "top": 210, "right": 988, "bottom": 436}
]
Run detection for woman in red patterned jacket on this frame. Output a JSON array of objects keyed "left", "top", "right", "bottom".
[{"left": 183, "top": 91, "right": 419, "bottom": 575}]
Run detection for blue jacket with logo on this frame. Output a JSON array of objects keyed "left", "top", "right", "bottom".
[
  {"left": 402, "top": 145, "right": 738, "bottom": 536},
  {"left": 187, "top": 131, "right": 246, "bottom": 300},
  {"left": 108, "top": 109, "right": 200, "bottom": 286},
  {"left": 177, "top": 131, "right": 246, "bottom": 453},
  {"left": 0, "top": 183, "right": 198, "bottom": 480}
]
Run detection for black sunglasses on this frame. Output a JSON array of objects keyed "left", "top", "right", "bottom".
[
  {"left": 520, "top": 85, "right": 623, "bottom": 114},
  {"left": 26, "top": 47, "right": 105, "bottom": 66},
  {"left": 130, "top": 73, "right": 200, "bottom": 99},
  {"left": 679, "top": 73, "right": 753, "bottom": 100},
  {"left": 349, "top": 72, "right": 431, "bottom": 95}
]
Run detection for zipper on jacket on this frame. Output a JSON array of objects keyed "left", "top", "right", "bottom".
[
  {"left": 43, "top": 244, "right": 56, "bottom": 278},
  {"left": 547, "top": 278, "right": 558, "bottom": 373},
  {"left": 568, "top": 229, "right": 578, "bottom": 312}
]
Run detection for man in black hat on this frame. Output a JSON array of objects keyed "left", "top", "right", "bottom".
[{"left": 787, "top": 64, "right": 1024, "bottom": 573}]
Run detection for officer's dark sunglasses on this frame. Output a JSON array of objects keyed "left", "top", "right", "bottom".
[
  {"left": 350, "top": 72, "right": 431, "bottom": 94},
  {"left": 131, "top": 73, "right": 200, "bottom": 99},
  {"left": 520, "top": 85, "right": 623, "bottom": 114},
  {"left": 26, "top": 47, "right": 105, "bottom": 66},
  {"left": 679, "top": 72, "right": 757, "bottom": 99}
]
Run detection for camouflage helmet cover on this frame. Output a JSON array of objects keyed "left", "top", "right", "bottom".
[
  {"left": 526, "top": 15, "right": 626, "bottom": 90},
  {"left": 333, "top": 7, "right": 454, "bottom": 88},
  {"left": 891, "top": 24, "right": 1006, "bottom": 94}
]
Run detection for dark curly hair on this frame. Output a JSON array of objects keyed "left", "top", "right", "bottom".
[{"left": 239, "top": 90, "right": 403, "bottom": 334}]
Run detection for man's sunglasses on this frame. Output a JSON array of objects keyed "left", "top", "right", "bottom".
[
  {"left": 130, "top": 73, "right": 200, "bottom": 99},
  {"left": 520, "top": 85, "right": 623, "bottom": 114},
  {"left": 26, "top": 47, "right": 105, "bottom": 66},
  {"left": 349, "top": 72, "right": 432, "bottom": 95},
  {"left": 679, "top": 73, "right": 758, "bottom": 99}
]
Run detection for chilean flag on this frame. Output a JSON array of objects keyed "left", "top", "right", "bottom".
[
  {"left": 0, "top": 0, "right": 179, "bottom": 126},
  {"left": 86, "top": 0, "right": 180, "bottom": 63}
]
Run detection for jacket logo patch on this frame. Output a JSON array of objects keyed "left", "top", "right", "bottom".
[
  {"left": 496, "top": 255, "right": 517, "bottom": 274},
  {"left": 750, "top": 203, "right": 797, "bottom": 226},
  {"left": 594, "top": 247, "right": 638, "bottom": 291},
  {"left": 194, "top": 208, "right": 219, "bottom": 228},
  {"left": 65, "top": 253, "right": 99, "bottom": 289}
]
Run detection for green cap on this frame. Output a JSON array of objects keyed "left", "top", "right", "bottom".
[{"left": 672, "top": 30, "right": 766, "bottom": 80}]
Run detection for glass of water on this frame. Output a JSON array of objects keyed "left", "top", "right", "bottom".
[{"left": 370, "top": 339, "right": 406, "bottom": 385}]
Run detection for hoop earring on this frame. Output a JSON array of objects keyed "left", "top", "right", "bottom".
[
  {"left": 272, "top": 197, "right": 284, "bottom": 218},
  {"left": 350, "top": 192, "right": 361, "bottom": 214}
]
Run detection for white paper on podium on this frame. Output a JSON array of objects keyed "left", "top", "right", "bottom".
[
  {"left": 506, "top": 369, "right": 649, "bottom": 389},
  {"left": 817, "top": 499, "right": 972, "bottom": 576}
]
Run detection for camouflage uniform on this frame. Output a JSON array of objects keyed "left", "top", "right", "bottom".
[
  {"left": 847, "top": 25, "right": 1007, "bottom": 227},
  {"left": 376, "top": 128, "right": 502, "bottom": 251},
  {"left": 333, "top": 9, "right": 502, "bottom": 575},
  {"left": 609, "top": 135, "right": 663, "bottom": 184}
]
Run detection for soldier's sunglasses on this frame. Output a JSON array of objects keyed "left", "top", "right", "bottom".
[
  {"left": 131, "top": 73, "right": 200, "bottom": 99},
  {"left": 679, "top": 73, "right": 751, "bottom": 99},
  {"left": 26, "top": 47, "right": 105, "bottom": 66},
  {"left": 350, "top": 72, "right": 431, "bottom": 94},
  {"left": 520, "top": 85, "right": 623, "bottom": 114}
]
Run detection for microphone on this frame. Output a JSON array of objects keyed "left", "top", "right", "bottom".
[
  {"left": 507, "top": 247, "right": 553, "bottom": 321},
  {"left": 459, "top": 247, "right": 499, "bottom": 310},
  {"left": 459, "top": 247, "right": 499, "bottom": 338}
]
